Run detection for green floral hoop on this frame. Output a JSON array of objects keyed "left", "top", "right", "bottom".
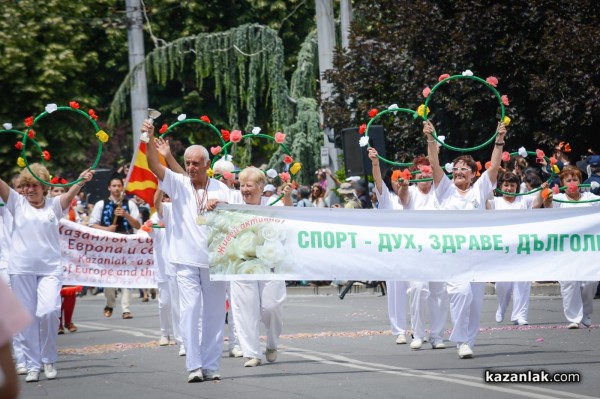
[
  {"left": 552, "top": 184, "right": 600, "bottom": 203},
  {"left": 363, "top": 107, "right": 417, "bottom": 168},
  {"left": 495, "top": 151, "right": 555, "bottom": 196},
  {"left": 159, "top": 116, "right": 227, "bottom": 150},
  {"left": 422, "top": 73, "right": 508, "bottom": 152},
  {"left": 210, "top": 132, "right": 299, "bottom": 206},
  {"left": 0, "top": 128, "right": 46, "bottom": 168},
  {"left": 21, "top": 104, "right": 106, "bottom": 187}
]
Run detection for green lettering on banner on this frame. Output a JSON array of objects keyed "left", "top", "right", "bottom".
[
  {"left": 430, "top": 235, "right": 441, "bottom": 250},
  {"left": 532, "top": 234, "right": 544, "bottom": 251},
  {"left": 468, "top": 235, "right": 481, "bottom": 250},
  {"left": 545, "top": 234, "right": 558, "bottom": 251},
  {"left": 441, "top": 235, "right": 457, "bottom": 253},
  {"left": 403, "top": 234, "right": 417, "bottom": 249},
  {"left": 480, "top": 235, "right": 492, "bottom": 250},
  {"left": 570, "top": 235, "right": 581, "bottom": 252},
  {"left": 582, "top": 235, "right": 596, "bottom": 251},
  {"left": 323, "top": 231, "right": 335, "bottom": 248},
  {"left": 310, "top": 231, "right": 323, "bottom": 248},
  {"left": 493, "top": 235, "right": 503, "bottom": 251},
  {"left": 455, "top": 235, "right": 467, "bottom": 250},
  {"left": 558, "top": 234, "right": 569, "bottom": 251},
  {"left": 298, "top": 231, "right": 309, "bottom": 248},
  {"left": 378, "top": 234, "right": 393, "bottom": 252},
  {"left": 348, "top": 232, "right": 357, "bottom": 248},
  {"left": 517, "top": 235, "right": 531, "bottom": 254}
]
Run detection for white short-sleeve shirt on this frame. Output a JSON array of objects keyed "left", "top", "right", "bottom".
[
  {"left": 403, "top": 185, "right": 438, "bottom": 210},
  {"left": 552, "top": 192, "right": 600, "bottom": 208},
  {"left": 158, "top": 169, "right": 231, "bottom": 267},
  {"left": 149, "top": 211, "right": 167, "bottom": 283},
  {"left": 489, "top": 195, "right": 534, "bottom": 210},
  {"left": 0, "top": 207, "right": 13, "bottom": 270},
  {"left": 435, "top": 171, "right": 495, "bottom": 211},
  {"left": 374, "top": 184, "right": 403, "bottom": 210},
  {"left": 6, "top": 189, "right": 65, "bottom": 275}
]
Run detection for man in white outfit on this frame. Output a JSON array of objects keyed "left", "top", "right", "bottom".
[{"left": 144, "top": 120, "right": 231, "bottom": 383}]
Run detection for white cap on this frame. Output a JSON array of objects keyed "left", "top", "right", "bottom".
[{"left": 263, "top": 184, "right": 276, "bottom": 193}]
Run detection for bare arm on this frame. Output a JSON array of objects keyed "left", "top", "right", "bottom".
[
  {"left": 325, "top": 168, "right": 341, "bottom": 187},
  {"left": 368, "top": 147, "right": 383, "bottom": 195},
  {"left": 142, "top": 120, "right": 166, "bottom": 181},
  {"left": 154, "top": 189, "right": 164, "bottom": 218},
  {"left": 0, "top": 178, "right": 10, "bottom": 203},
  {"left": 0, "top": 343, "right": 19, "bottom": 399},
  {"left": 60, "top": 169, "right": 94, "bottom": 210},
  {"left": 486, "top": 121, "right": 508, "bottom": 186},
  {"left": 398, "top": 180, "right": 410, "bottom": 207},
  {"left": 423, "top": 121, "right": 444, "bottom": 187},
  {"left": 155, "top": 136, "right": 185, "bottom": 175},
  {"left": 282, "top": 183, "right": 293, "bottom": 206}
]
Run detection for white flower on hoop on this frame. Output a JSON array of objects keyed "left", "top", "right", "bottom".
[
  {"left": 462, "top": 69, "right": 474, "bottom": 76},
  {"left": 518, "top": 146, "right": 527, "bottom": 158},
  {"left": 359, "top": 136, "right": 369, "bottom": 147},
  {"left": 177, "top": 114, "right": 186, "bottom": 121},
  {"left": 252, "top": 126, "right": 261, "bottom": 135}
]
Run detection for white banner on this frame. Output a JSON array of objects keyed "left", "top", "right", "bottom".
[
  {"left": 207, "top": 205, "right": 600, "bottom": 282},
  {"left": 59, "top": 220, "right": 156, "bottom": 288}
]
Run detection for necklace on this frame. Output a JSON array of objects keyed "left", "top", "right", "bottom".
[{"left": 192, "top": 178, "right": 210, "bottom": 225}]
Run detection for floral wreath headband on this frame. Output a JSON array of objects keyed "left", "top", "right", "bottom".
[{"left": 15, "top": 102, "right": 108, "bottom": 187}]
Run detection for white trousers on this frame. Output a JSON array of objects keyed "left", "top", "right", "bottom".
[
  {"left": 231, "top": 280, "right": 286, "bottom": 360},
  {"left": 10, "top": 274, "right": 61, "bottom": 372},
  {"left": 447, "top": 282, "right": 485, "bottom": 348},
  {"left": 167, "top": 275, "right": 183, "bottom": 344},
  {"left": 386, "top": 281, "right": 408, "bottom": 335},
  {"left": 226, "top": 282, "right": 240, "bottom": 350},
  {"left": 176, "top": 265, "right": 225, "bottom": 372},
  {"left": 495, "top": 281, "right": 531, "bottom": 322},
  {"left": 104, "top": 287, "right": 131, "bottom": 313},
  {"left": 408, "top": 281, "right": 448, "bottom": 341},
  {"left": 157, "top": 281, "right": 173, "bottom": 337},
  {"left": 559, "top": 281, "right": 598, "bottom": 323}
]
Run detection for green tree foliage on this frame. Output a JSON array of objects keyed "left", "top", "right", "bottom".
[{"left": 323, "top": 0, "right": 600, "bottom": 166}]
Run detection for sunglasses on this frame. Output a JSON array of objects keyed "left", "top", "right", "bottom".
[{"left": 452, "top": 167, "right": 472, "bottom": 172}]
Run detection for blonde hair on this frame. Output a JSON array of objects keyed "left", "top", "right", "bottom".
[
  {"left": 19, "top": 163, "right": 50, "bottom": 193},
  {"left": 238, "top": 166, "right": 266, "bottom": 188}
]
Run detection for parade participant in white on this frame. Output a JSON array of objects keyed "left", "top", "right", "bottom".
[
  {"left": 542, "top": 166, "right": 600, "bottom": 329},
  {"left": 424, "top": 119, "right": 507, "bottom": 359},
  {"left": 398, "top": 155, "right": 449, "bottom": 350},
  {"left": 229, "top": 167, "right": 292, "bottom": 367},
  {"left": 0, "top": 164, "right": 93, "bottom": 382},
  {"left": 368, "top": 148, "right": 409, "bottom": 345},
  {"left": 487, "top": 172, "right": 543, "bottom": 326},
  {"left": 143, "top": 120, "right": 231, "bottom": 383}
]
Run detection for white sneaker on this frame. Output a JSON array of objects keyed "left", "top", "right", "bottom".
[
  {"left": 582, "top": 315, "right": 592, "bottom": 327},
  {"left": 188, "top": 368, "right": 203, "bottom": 383},
  {"left": 514, "top": 319, "right": 528, "bottom": 326},
  {"left": 568, "top": 322, "right": 579, "bottom": 329},
  {"left": 229, "top": 346, "right": 243, "bottom": 358},
  {"left": 203, "top": 369, "right": 221, "bottom": 381},
  {"left": 178, "top": 345, "right": 186, "bottom": 356},
  {"left": 495, "top": 312, "right": 504, "bottom": 323},
  {"left": 265, "top": 348, "right": 278, "bottom": 363},
  {"left": 243, "top": 358, "right": 262, "bottom": 367},
  {"left": 43, "top": 363, "right": 58, "bottom": 379},
  {"left": 410, "top": 338, "right": 423, "bottom": 350},
  {"left": 430, "top": 339, "right": 446, "bottom": 349},
  {"left": 25, "top": 371, "right": 40, "bottom": 382},
  {"left": 395, "top": 334, "right": 407, "bottom": 344},
  {"left": 458, "top": 343, "right": 474, "bottom": 359},
  {"left": 16, "top": 365, "right": 28, "bottom": 375},
  {"left": 158, "top": 336, "right": 169, "bottom": 346}
]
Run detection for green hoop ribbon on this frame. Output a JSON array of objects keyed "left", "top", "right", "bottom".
[
  {"left": 21, "top": 106, "right": 105, "bottom": 187},
  {"left": 160, "top": 118, "right": 227, "bottom": 150},
  {"left": 211, "top": 133, "right": 297, "bottom": 206},
  {"left": 552, "top": 184, "right": 600, "bottom": 203},
  {"left": 365, "top": 107, "right": 417, "bottom": 167},
  {"left": 495, "top": 151, "right": 555, "bottom": 197},
  {"left": 0, "top": 129, "right": 46, "bottom": 167},
  {"left": 423, "top": 74, "right": 506, "bottom": 152}
]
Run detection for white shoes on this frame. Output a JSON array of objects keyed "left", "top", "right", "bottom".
[
  {"left": 44, "top": 363, "right": 57, "bottom": 380},
  {"left": 25, "top": 371, "right": 40, "bottom": 382},
  {"left": 495, "top": 309, "right": 504, "bottom": 323},
  {"left": 16, "top": 365, "right": 28, "bottom": 375},
  {"left": 430, "top": 339, "right": 446, "bottom": 349},
  {"left": 457, "top": 343, "right": 474, "bottom": 359},
  {"left": 178, "top": 345, "right": 186, "bottom": 356},
  {"left": 229, "top": 346, "right": 243, "bottom": 358},
  {"left": 265, "top": 348, "right": 278, "bottom": 363},
  {"left": 243, "top": 358, "right": 262, "bottom": 367},
  {"left": 395, "top": 334, "right": 407, "bottom": 344},
  {"left": 568, "top": 322, "right": 579, "bottom": 329},
  {"left": 158, "top": 336, "right": 170, "bottom": 346},
  {"left": 203, "top": 369, "right": 221, "bottom": 381},
  {"left": 188, "top": 368, "right": 203, "bottom": 383},
  {"left": 582, "top": 315, "right": 592, "bottom": 327},
  {"left": 410, "top": 339, "right": 423, "bottom": 350},
  {"left": 514, "top": 319, "right": 529, "bottom": 326}
]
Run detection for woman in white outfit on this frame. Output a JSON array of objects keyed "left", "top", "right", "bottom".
[
  {"left": 542, "top": 166, "right": 600, "bottom": 329},
  {"left": 423, "top": 119, "right": 507, "bottom": 359},
  {"left": 230, "top": 167, "right": 293, "bottom": 367},
  {"left": 487, "top": 172, "right": 543, "bottom": 326},
  {"left": 398, "top": 155, "right": 449, "bottom": 350},
  {"left": 368, "top": 148, "right": 409, "bottom": 345},
  {"left": 0, "top": 163, "right": 93, "bottom": 382}
]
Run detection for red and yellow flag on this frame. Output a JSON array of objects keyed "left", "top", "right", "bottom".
[{"left": 125, "top": 142, "right": 164, "bottom": 208}]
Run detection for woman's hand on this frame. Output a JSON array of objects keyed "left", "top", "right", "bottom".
[
  {"left": 497, "top": 121, "right": 507, "bottom": 141},
  {"left": 423, "top": 120, "right": 435, "bottom": 136}
]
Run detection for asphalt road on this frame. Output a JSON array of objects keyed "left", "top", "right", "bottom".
[{"left": 19, "top": 286, "right": 600, "bottom": 399}]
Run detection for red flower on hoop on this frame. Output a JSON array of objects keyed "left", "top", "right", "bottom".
[
  {"left": 392, "top": 169, "right": 412, "bottom": 182},
  {"left": 230, "top": 130, "right": 242, "bottom": 143},
  {"left": 159, "top": 124, "right": 168, "bottom": 134},
  {"left": 210, "top": 146, "right": 222, "bottom": 156},
  {"left": 476, "top": 161, "right": 482, "bottom": 172},
  {"left": 541, "top": 187, "right": 552, "bottom": 201},
  {"left": 279, "top": 172, "right": 291, "bottom": 183},
  {"left": 283, "top": 155, "right": 293, "bottom": 164},
  {"left": 274, "top": 132, "right": 286, "bottom": 144},
  {"left": 418, "top": 165, "right": 432, "bottom": 175},
  {"left": 438, "top": 73, "right": 450, "bottom": 82},
  {"left": 24, "top": 116, "right": 34, "bottom": 127},
  {"left": 14, "top": 141, "right": 23, "bottom": 150},
  {"left": 200, "top": 115, "right": 211, "bottom": 124},
  {"left": 27, "top": 129, "right": 35, "bottom": 138},
  {"left": 368, "top": 108, "right": 378, "bottom": 119},
  {"left": 485, "top": 76, "right": 499, "bottom": 87},
  {"left": 50, "top": 177, "right": 67, "bottom": 185},
  {"left": 42, "top": 150, "right": 51, "bottom": 161},
  {"left": 223, "top": 171, "right": 234, "bottom": 181},
  {"left": 549, "top": 157, "right": 557, "bottom": 166},
  {"left": 567, "top": 182, "right": 578, "bottom": 194},
  {"left": 359, "top": 124, "right": 367, "bottom": 135},
  {"left": 88, "top": 109, "right": 98, "bottom": 120},
  {"left": 422, "top": 87, "right": 431, "bottom": 98},
  {"left": 502, "top": 151, "right": 510, "bottom": 162},
  {"left": 552, "top": 184, "right": 560, "bottom": 195},
  {"left": 69, "top": 101, "right": 80, "bottom": 109},
  {"left": 501, "top": 95, "right": 510, "bottom": 106},
  {"left": 221, "top": 129, "right": 231, "bottom": 142}
]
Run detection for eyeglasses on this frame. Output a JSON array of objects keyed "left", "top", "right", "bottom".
[{"left": 452, "top": 167, "right": 472, "bottom": 172}]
